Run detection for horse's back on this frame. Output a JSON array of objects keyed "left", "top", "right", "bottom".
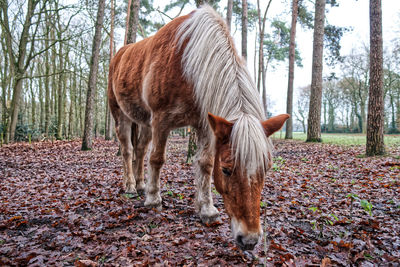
[{"left": 109, "top": 13, "right": 199, "bottom": 128}]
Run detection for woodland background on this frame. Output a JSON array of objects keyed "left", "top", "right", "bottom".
[{"left": 0, "top": 0, "right": 399, "bottom": 146}]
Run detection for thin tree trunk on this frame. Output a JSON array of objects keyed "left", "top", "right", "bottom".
[
  {"left": 56, "top": 39, "right": 64, "bottom": 139},
  {"left": 306, "top": 0, "right": 326, "bottom": 142},
  {"left": 1, "top": 39, "right": 10, "bottom": 141},
  {"left": 51, "top": 27, "right": 57, "bottom": 131},
  {"left": 81, "top": 0, "right": 106, "bottom": 150},
  {"left": 366, "top": 0, "right": 385, "bottom": 156},
  {"left": 257, "top": 0, "right": 272, "bottom": 116},
  {"left": 69, "top": 69, "right": 76, "bottom": 138},
  {"left": 285, "top": 0, "right": 298, "bottom": 139},
  {"left": 226, "top": 0, "right": 233, "bottom": 32},
  {"left": 105, "top": 0, "right": 115, "bottom": 140},
  {"left": 125, "top": 0, "right": 140, "bottom": 45},
  {"left": 241, "top": 0, "right": 248, "bottom": 61},
  {"left": 38, "top": 71, "right": 44, "bottom": 132},
  {"left": 44, "top": 11, "right": 50, "bottom": 136},
  {"left": 29, "top": 69, "right": 35, "bottom": 126}
]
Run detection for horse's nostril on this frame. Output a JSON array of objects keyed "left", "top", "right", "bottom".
[
  {"left": 236, "top": 234, "right": 244, "bottom": 246},
  {"left": 235, "top": 234, "right": 259, "bottom": 251}
]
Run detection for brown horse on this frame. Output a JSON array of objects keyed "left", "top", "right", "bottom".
[{"left": 108, "top": 5, "right": 289, "bottom": 250}]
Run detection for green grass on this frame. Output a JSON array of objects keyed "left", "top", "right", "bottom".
[{"left": 272, "top": 131, "right": 400, "bottom": 147}]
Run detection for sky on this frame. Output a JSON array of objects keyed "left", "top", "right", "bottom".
[
  {"left": 137, "top": 0, "right": 400, "bottom": 115},
  {"left": 247, "top": 0, "right": 400, "bottom": 115}
]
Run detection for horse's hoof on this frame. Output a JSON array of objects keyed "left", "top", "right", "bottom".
[
  {"left": 136, "top": 182, "right": 146, "bottom": 196},
  {"left": 200, "top": 213, "right": 221, "bottom": 225},
  {"left": 144, "top": 202, "right": 162, "bottom": 211},
  {"left": 124, "top": 189, "right": 138, "bottom": 198},
  {"left": 125, "top": 184, "right": 138, "bottom": 194},
  {"left": 199, "top": 205, "right": 220, "bottom": 224},
  {"left": 144, "top": 194, "right": 162, "bottom": 211}
]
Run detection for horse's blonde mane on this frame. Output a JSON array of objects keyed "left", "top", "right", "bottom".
[{"left": 176, "top": 5, "right": 273, "bottom": 176}]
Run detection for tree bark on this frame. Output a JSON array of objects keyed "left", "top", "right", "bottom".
[
  {"left": 44, "top": 11, "right": 50, "bottom": 135},
  {"left": 241, "top": 0, "right": 248, "bottom": 61},
  {"left": 306, "top": 0, "right": 326, "bottom": 142},
  {"left": 285, "top": 0, "right": 298, "bottom": 139},
  {"left": 81, "top": 0, "right": 106, "bottom": 150},
  {"left": 366, "top": 0, "right": 385, "bottom": 156},
  {"left": 56, "top": 37, "right": 64, "bottom": 140},
  {"left": 226, "top": 0, "right": 233, "bottom": 32},
  {"left": 125, "top": 0, "right": 140, "bottom": 44},
  {"left": 105, "top": 0, "right": 115, "bottom": 140}
]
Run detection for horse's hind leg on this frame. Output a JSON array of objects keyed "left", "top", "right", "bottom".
[
  {"left": 194, "top": 130, "right": 219, "bottom": 223},
  {"left": 144, "top": 117, "right": 169, "bottom": 209},
  {"left": 133, "top": 125, "right": 152, "bottom": 195},
  {"left": 115, "top": 115, "right": 137, "bottom": 194}
]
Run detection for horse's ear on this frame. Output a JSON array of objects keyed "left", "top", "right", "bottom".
[
  {"left": 262, "top": 114, "right": 290, "bottom": 137},
  {"left": 207, "top": 113, "right": 234, "bottom": 141}
]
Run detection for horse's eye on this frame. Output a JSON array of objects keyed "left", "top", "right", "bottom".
[{"left": 222, "top": 167, "right": 232, "bottom": 177}]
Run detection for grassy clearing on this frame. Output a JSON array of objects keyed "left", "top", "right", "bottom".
[{"left": 271, "top": 131, "right": 400, "bottom": 147}]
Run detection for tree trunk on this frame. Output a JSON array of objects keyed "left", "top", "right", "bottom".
[
  {"left": 105, "top": 0, "right": 115, "bottom": 140},
  {"left": 29, "top": 73, "right": 35, "bottom": 126},
  {"left": 125, "top": 0, "right": 140, "bottom": 44},
  {"left": 51, "top": 27, "right": 57, "bottom": 132},
  {"left": 8, "top": 73, "right": 24, "bottom": 141},
  {"left": 257, "top": 0, "right": 272, "bottom": 116},
  {"left": 241, "top": 0, "right": 248, "bottom": 61},
  {"left": 81, "top": 0, "right": 106, "bottom": 151},
  {"left": 285, "top": 0, "right": 298, "bottom": 139},
  {"left": 396, "top": 93, "right": 400, "bottom": 131},
  {"left": 38, "top": 72, "right": 44, "bottom": 132},
  {"left": 328, "top": 101, "right": 335, "bottom": 132},
  {"left": 44, "top": 11, "right": 50, "bottom": 136},
  {"left": 56, "top": 40, "right": 64, "bottom": 140},
  {"left": 226, "top": 0, "right": 233, "bottom": 32},
  {"left": 306, "top": 0, "right": 326, "bottom": 142},
  {"left": 366, "top": 0, "right": 385, "bottom": 156},
  {"left": 69, "top": 70, "right": 76, "bottom": 138}
]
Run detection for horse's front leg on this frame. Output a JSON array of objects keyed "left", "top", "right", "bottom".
[
  {"left": 133, "top": 125, "right": 152, "bottom": 195},
  {"left": 144, "top": 120, "right": 169, "bottom": 210},
  {"left": 194, "top": 137, "right": 220, "bottom": 224}
]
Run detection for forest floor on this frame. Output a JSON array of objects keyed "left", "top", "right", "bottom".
[{"left": 0, "top": 136, "right": 399, "bottom": 266}]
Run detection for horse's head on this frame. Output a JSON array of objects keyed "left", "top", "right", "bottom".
[{"left": 208, "top": 113, "right": 289, "bottom": 250}]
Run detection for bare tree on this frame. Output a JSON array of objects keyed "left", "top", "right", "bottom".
[
  {"left": 366, "top": 0, "right": 385, "bottom": 156},
  {"left": 285, "top": 0, "right": 299, "bottom": 139},
  {"left": 307, "top": 0, "right": 326, "bottom": 142},
  {"left": 81, "top": 0, "right": 106, "bottom": 150},
  {"left": 1, "top": 0, "right": 47, "bottom": 142},
  {"left": 295, "top": 85, "right": 311, "bottom": 133}
]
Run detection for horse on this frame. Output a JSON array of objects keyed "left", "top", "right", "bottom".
[{"left": 108, "top": 5, "right": 289, "bottom": 251}]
